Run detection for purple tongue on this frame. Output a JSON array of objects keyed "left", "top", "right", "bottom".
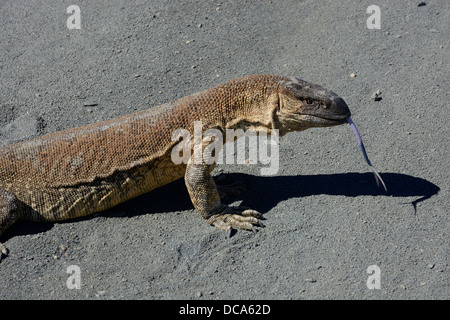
[{"left": 347, "top": 117, "right": 387, "bottom": 192}]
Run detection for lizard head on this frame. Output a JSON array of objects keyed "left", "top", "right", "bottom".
[{"left": 274, "top": 77, "right": 351, "bottom": 135}]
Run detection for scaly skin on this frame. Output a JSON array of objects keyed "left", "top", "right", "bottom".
[{"left": 0, "top": 75, "right": 351, "bottom": 259}]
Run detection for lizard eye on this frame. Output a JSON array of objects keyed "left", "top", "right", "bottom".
[{"left": 305, "top": 99, "right": 313, "bottom": 105}]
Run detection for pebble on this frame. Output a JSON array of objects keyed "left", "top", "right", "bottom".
[
  {"left": 95, "top": 290, "right": 106, "bottom": 297},
  {"left": 371, "top": 90, "right": 382, "bottom": 101},
  {"left": 350, "top": 73, "right": 356, "bottom": 78},
  {"left": 196, "top": 291, "right": 202, "bottom": 297},
  {"left": 427, "top": 263, "right": 435, "bottom": 269},
  {"left": 305, "top": 278, "right": 316, "bottom": 283},
  {"left": 60, "top": 244, "right": 67, "bottom": 252}
]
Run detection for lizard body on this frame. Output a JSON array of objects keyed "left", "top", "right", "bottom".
[{"left": 0, "top": 75, "right": 351, "bottom": 259}]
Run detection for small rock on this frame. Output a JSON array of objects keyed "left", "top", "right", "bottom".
[
  {"left": 197, "top": 23, "right": 202, "bottom": 28},
  {"left": 399, "top": 284, "right": 406, "bottom": 290},
  {"left": 76, "top": 92, "right": 86, "bottom": 99},
  {"left": 418, "top": 2, "right": 426, "bottom": 7},
  {"left": 427, "top": 263, "right": 435, "bottom": 269},
  {"left": 305, "top": 278, "right": 316, "bottom": 283},
  {"left": 60, "top": 244, "right": 67, "bottom": 252},
  {"left": 196, "top": 292, "right": 202, "bottom": 297},
  {"left": 371, "top": 90, "right": 382, "bottom": 101},
  {"left": 134, "top": 74, "right": 141, "bottom": 78},
  {"left": 350, "top": 73, "right": 356, "bottom": 78}
]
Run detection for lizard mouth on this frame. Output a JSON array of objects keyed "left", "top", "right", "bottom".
[{"left": 303, "top": 114, "right": 349, "bottom": 126}]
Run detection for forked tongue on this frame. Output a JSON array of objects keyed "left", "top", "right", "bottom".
[{"left": 346, "top": 117, "right": 387, "bottom": 192}]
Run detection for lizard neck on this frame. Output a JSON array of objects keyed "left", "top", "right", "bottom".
[{"left": 218, "top": 75, "right": 286, "bottom": 134}]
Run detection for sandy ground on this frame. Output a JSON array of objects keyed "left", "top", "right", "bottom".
[{"left": 0, "top": 0, "right": 448, "bottom": 300}]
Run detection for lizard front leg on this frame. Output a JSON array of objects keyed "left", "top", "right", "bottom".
[{"left": 184, "top": 157, "right": 265, "bottom": 236}]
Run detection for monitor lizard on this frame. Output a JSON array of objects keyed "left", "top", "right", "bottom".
[{"left": 0, "top": 74, "right": 351, "bottom": 260}]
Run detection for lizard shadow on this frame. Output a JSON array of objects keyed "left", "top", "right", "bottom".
[
  {"left": 116, "top": 171, "right": 439, "bottom": 215},
  {"left": 3, "top": 172, "right": 440, "bottom": 241},
  {"left": 227, "top": 172, "right": 439, "bottom": 214}
]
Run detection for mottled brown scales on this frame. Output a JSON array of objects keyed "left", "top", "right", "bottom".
[{"left": 0, "top": 74, "right": 351, "bottom": 259}]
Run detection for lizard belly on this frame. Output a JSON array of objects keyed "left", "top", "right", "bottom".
[{"left": 17, "top": 156, "right": 187, "bottom": 222}]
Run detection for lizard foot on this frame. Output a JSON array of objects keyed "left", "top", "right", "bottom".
[{"left": 207, "top": 206, "right": 265, "bottom": 237}]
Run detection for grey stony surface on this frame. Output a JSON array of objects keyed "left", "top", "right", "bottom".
[{"left": 0, "top": 0, "right": 448, "bottom": 299}]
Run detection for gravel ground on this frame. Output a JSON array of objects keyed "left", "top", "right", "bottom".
[{"left": 0, "top": 0, "right": 448, "bottom": 300}]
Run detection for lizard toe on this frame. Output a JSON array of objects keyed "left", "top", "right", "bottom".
[
  {"left": 234, "top": 207, "right": 265, "bottom": 220},
  {"left": 208, "top": 206, "right": 265, "bottom": 236}
]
